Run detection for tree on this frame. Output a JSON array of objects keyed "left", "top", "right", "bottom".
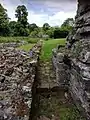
[
  {"left": 61, "top": 18, "right": 75, "bottom": 28},
  {"left": 28, "top": 23, "right": 38, "bottom": 33},
  {"left": 43, "top": 23, "right": 50, "bottom": 32},
  {"left": 53, "top": 28, "right": 69, "bottom": 39},
  {"left": 9, "top": 21, "right": 17, "bottom": 36},
  {"left": 30, "top": 31, "right": 38, "bottom": 38},
  {"left": 46, "top": 28, "right": 54, "bottom": 38},
  {"left": 55, "top": 18, "right": 75, "bottom": 38},
  {"left": 0, "top": 4, "right": 10, "bottom": 36},
  {"left": 15, "top": 5, "right": 29, "bottom": 36},
  {"left": 38, "top": 31, "right": 43, "bottom": 38}
]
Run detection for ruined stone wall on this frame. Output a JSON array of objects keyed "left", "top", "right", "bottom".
[
  {"left": 0, "top": 42, "right": 41, "bottom": 120},
  {"left": 52, "top": 0, "right": 90, "bottom": 119},
  {"left": 70, "top": 1, "right": 90, "bottom": 119},
  {"left": 52, "top": 47, "right": 70, "bottom": 88}
]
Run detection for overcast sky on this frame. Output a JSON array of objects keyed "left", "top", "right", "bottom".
[{"left": 0, "top": 0, "right": 77, "bottom": 27}]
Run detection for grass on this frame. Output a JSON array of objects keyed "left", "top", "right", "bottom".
[
  {"left": 0, "top": 37, "right": 39, "bottom": 43},
  {"left": 40, "top": 38, "right": 66, "bottom": 61},
  {"left": 18, "top": 38, "right": 66, "bottom": 61},
  {"left": 38, "top": 93, "right": 86, "bottom": 120},
  {"left": 18, "top": 43, "right": 35, "bottom": 51}
]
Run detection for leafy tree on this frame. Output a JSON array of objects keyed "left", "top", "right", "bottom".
[
  {"left": 53, "top": 28, "right": 69, "bottom": 39},
  {"left": 28, "top": 23, "right": 38, "bottom": 33},
  {"left": 46, "top": 28, "right": 54, "bottom": 38},
  {"left": 15, "top": 5, "right": 29, "bottom": 36},
  {"left": 43, "top": 23, "right": 50, "bottom": 32},
  {"left": 61, "top": 18, "right": 75, "bottom": 28},
  {"left": 15, "top": 5, "right": 28, "bottom": 26},
  {"left": 38, "top": 31, "right": 43, "bottom": 38},
  {"left": 53, "top": 18, "right": 75, "bottom": 38},
  {"left": 30, "top": 31, "right": 38, "bottom": 38},
  {"left": 9, "top": 21, "right": 17, "bottom": 36},
  {"left": 0, "top": 4, "right": 10, "bottom": 36}
]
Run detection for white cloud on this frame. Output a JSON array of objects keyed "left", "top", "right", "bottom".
[
  {"left": 48, "top": 11, "right": 76, "bottom": 26},
  {"left": 28, "top": 0, "right": 77, "bottom": 12},
  {"left": 1, "top": 0, "right": 17, "bottom": 21},
  {"left": 28, "top": 11, "right": 76, "bottom": 27},
  {"left": 44, "top": 1, "right": 77, "bottom": 12},
  {"left": 0, "top": 0, "right": 76, "bottom": 27},
  {"left": 28, "top": 11, "right": 49, "bottom": 27}
]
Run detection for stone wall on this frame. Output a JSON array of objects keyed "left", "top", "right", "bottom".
[
  {"left": 0, "top": 42, "right": 26, "bottom": 48},
  {"left": 52, "top": 48, "right": 70, "bottom": 87},
  {"left": 52, "top": 0, "right": 90, "bottom": 119},
  {"left": 0, "top": 42, "right": 41, "bottom": 120}
]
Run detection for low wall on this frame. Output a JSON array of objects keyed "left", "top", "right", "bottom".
[{"left": 52, "top": 47, "right": 70, "bottom": 87}]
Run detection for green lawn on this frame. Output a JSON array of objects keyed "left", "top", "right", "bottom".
[
  {"left": 40, "top": 38, "right": 66, "bottom": 61},
  {"left": 18, "top": 43, "right": 35, "bottom": 51},
  {"left": 18, "top": 38, "right": 66, "bottom": 61}
]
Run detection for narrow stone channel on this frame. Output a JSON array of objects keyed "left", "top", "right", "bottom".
[{"left": 30, "top": 61, "right": 85, "bottom": 120}]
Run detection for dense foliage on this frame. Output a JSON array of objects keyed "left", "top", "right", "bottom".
[
  {"left": 0, "top": 4, "right": 10, "bottom": 36},
  {"left": 0, "top": 4, "right": 75, "bottom": 38},
  {"left": 15, "top": 5, "right": 29, "bottom": 36}
]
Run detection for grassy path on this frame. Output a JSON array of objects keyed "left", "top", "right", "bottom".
[
  {"left": 18, "top": 38, "right": 66, "bottom": 61},
  {"left": 40, "top": 39, "right": 65, "bottom": 61}
]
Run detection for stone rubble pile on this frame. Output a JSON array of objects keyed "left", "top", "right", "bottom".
[
  {"left": 0, "top": 42, "right": 41, "bottom": 120},
  {"left": 0, "top": 42, "right": 24, "bottom": 48}
]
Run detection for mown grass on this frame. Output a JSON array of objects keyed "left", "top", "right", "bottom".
[
  {"left": 18, "top": 43, "right": 35, "bottom": 51},
  {"left": 40, "top": 38, "right": 66, "bottom": 61},
  {"left": 18, "top": 38, "right": 66, "bottom": 61},
  {"left": 0, "top": 37, "right": 39, "bottom": 43}
]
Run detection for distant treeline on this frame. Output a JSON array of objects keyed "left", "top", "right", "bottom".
[{"left": 0, "top": 4, "right": 75, "bottom": 38}]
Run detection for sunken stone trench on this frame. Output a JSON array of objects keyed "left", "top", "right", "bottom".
[
  {"left": 30, "top": 59, "right": 85, "bottom": 120},
  {"left": 0, "top": 0, "right": 90, "bottom": 120},
  {"left": 0, "top": 43, "right": 87, "bottom": 119},
  {"left": 30, "top": 0, "right": 90, "bottom": 119}
]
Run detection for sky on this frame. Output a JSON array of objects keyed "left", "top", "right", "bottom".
[{"left": 0, "top": 0, "right": 77, "bottom": 27}]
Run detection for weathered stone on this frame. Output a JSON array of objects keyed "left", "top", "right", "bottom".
[
  {"left": 0, "top": 42, "right": 41, "bottom": 119},
  {"left": 80, "top": 51, "right": 90, "bottom": 63},
  {"left": 52, "top": 0, "right": 90, "bottom": 119},
  {"left": 0, "top": 75, "right": 5, "bottom": 83},
  {"left": 56, "top": 53, "right": 64, "bottom": 63}
]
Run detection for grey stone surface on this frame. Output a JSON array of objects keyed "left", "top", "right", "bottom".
[
  {"left": 52, "top": 48, "right": 69, "bottom": 87},
  {"left": 52, "top": 0, "right": 90, "bottom": 119},
  {"left": 0, "top": 42, "right": 41, "bottom": 120}
]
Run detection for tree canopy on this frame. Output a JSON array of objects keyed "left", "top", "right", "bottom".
[
  {"left": 43, "top": 23, "right": 50, "bottom": 32},
  {"left": 61, "top": 18, "right": 75, "bottom": 28},
  {"left": 15, "top": 5, "right": 29, "bottom": 36},
  {"left": 28, "top": 23, "right": 38, "bottom": 33},
  {"left": 0, "top": 4, "right": 75, "bottom": 38},
  {"left": 0, "top": 4, "right": 10, "bottom": 36}
]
